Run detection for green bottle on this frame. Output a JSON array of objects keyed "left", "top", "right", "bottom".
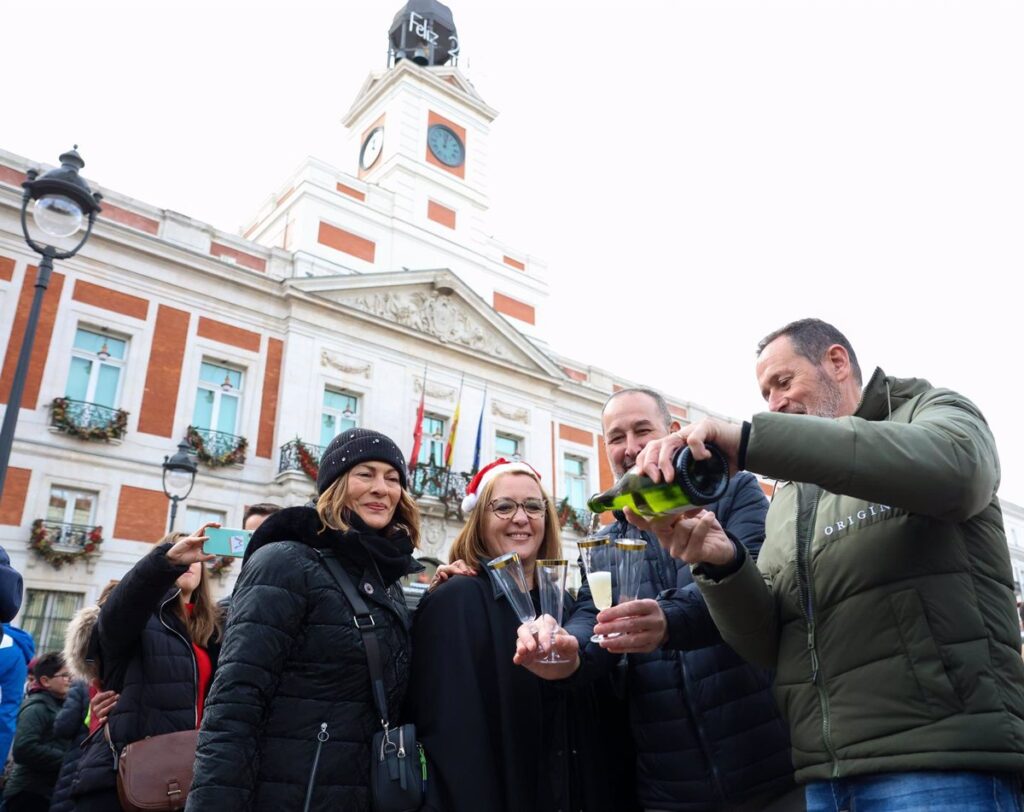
[{"left": 587, "top": 443, "right": 730, "bottom": 517}]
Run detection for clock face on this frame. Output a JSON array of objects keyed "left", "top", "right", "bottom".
[
  {"left": 427, "top": 124, "right": 465, "bottom": 168},
  {"left": 360, "top": 127, "right": 384, "bottom": 170}
]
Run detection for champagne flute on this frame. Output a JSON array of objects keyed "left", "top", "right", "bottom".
[
  {"left": 578, "top": 538, "right": 616, "bottom": 643},
  {"left": 486, "top": 552, "right": 537, "bottom": 630},
  {"left": 535, "top": 559, "right": 570, "bottom": 664}
]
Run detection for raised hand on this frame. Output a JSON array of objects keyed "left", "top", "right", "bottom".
[
  {"left": 624, "top": 508, "right": 736, "bottom": 568},
  {"left": 593, "top": 599, "right": 668, "bottom": 653},
  {"left": 513, "top": 614, "right": 579, "bottom": 680},
  {"left": 166, "top": 522, "right": 219, "bottom": 566}
]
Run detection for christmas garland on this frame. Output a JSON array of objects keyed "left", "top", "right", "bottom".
[
  {"left": 207, "top": 556, "right": 235, "bottom": 577},
  {"left": 186, "top": 425, "right": 247, "bottom": 467},
  {"left": 295, "top": 439, "right": 320, "bottom": 482},
  {"left": 556, "top": 497, "right": 591, "bottom": 536},
  {"left": 51, "top": 397, "right": 128, "bottom": 441},
  {"left": 29, "top": 520, "right": 103, "bottom": 569}
]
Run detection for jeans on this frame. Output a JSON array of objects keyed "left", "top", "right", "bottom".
[{"left": 805, "top": 771, "right": 1023, "bottom": 812}]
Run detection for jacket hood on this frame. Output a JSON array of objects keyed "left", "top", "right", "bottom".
[
  {"left": 64, "top": 605, "right": 101, "bottom": 682},
  {"left": 243, "top": 506, "right": 342, "bottom": 565},
  {"left": 1, "top": 624, "right": 35, "bottom": 666},
  {"left": 855, "top": 367, "right": 933, "bottom": 421}
]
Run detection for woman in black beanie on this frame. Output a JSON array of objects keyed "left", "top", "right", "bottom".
[{"left": 188, "top": 428, "right": 423, "bottom": 812}]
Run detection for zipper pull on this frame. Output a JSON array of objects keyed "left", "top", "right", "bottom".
[
  {"left": 318, "top": 722, "right": 329, "bottom": 743},
  {"left": 398, "top": 725, "right": 406, "bottom": 758}
]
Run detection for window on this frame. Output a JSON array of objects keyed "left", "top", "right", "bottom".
[
  {"left": 564, "top": 455, "right": 589, "bottom": 510},
  {"left": 46, "top": 487, "right": 98, "bottom": 528},
  {"left": 495, "top": 434, "right": 521, "bottom": 460},
  {"left": 192, "top": 361, "right": 243, "bottom": 435},
  {"left": 418, "top": 415, "right": 445, "bottom": 467},
  {"left": 184, "top": 506, "right": 228, "bottom": 534},
  {"left": 21, "top": 590, "right": 84, "bottom": 654},
  {"left": 66, "top": 327, "right": 127, "bottom": 408},
  {"left": 320, "top": 390, "right": 359, "bottom": 447}
]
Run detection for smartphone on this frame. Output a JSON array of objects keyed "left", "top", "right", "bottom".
[{"left": 203, "top": 527, "right": 253, "bottom": 558}]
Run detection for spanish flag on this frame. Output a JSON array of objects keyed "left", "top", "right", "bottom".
[{"left": 444, "top": 399, "right": 460, "bottom": 468}]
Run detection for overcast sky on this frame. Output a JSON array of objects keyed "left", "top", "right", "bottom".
[{"left": 6, "top": 0, "right": 1023, "bottom": 505}]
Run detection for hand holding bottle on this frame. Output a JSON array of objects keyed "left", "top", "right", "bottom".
[
  {"left": 624, "top": 508, "right": 736, "bottom": 568},
  {"left": 636, "top": 417, "right": 742, "bottom": 486}
]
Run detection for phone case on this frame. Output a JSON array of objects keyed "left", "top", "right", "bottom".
[{"left": 203, "top": 528, "right": 252, "bottom": 558}]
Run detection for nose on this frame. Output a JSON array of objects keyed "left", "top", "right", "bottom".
[
  {"left": 768, "top": 390, "right": 787, "bottom": 413},
  {"left": 368, "top": 475, "right": 388, "bottom": 494},
  {"left": 624, "top": 433, "right": 645, "bottom": 469},
  {"left": 509, "top": 504, "right": 530, "bottom": 523}
]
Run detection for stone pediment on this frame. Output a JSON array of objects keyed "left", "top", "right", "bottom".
[{"left": 288, "top": 270, "right": 561, "bottom": 379}]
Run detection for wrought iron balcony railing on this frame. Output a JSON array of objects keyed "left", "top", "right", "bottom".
[
  {"left": 186, "top": 426, "right": 248, "bottom": 467},
  {"left": 410, "top": 464, "right": 473, "bottom": 519},
  {"left": 50, "top": 398, "right": 128, "bottom": 441},
  {"left": 39, "top": 522, "right": 97, "bottom": 550},
  {"left": 278, "top": 439, "right": 325, "bottom": 478},
  {"left": 557, "top": 499, "right": 595, "bottom": 535}
]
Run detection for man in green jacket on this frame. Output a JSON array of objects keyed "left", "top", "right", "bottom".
[
  {"left": 3, "top": 652, "right": 73, "bottom": 812},
  {"left": 630, "top": 318, "right": 1024, "bottom": 812}
]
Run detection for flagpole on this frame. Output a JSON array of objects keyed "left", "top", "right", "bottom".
[
  {"left": 442, "top": 374, "right": 465, "bottom": 506},
  {"left": 472, "top": 383, "right": 487, "bottom": 474}
]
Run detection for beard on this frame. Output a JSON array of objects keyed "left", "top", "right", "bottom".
[{"left": 809, "top": 370, "right": 845, "bottom": 418}]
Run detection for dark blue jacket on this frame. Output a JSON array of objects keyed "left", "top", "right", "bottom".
[
  {"left": 0, "top": 624, "right": 35, "bottom": 763},
  {"left": 571, "top": 472, "right": 795, "bottom": 811}
]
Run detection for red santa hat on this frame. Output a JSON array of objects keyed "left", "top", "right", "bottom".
[{"left": 461, "top": 458, "right": 543, "bottom": 514}]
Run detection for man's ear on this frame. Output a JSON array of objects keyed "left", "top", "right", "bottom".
[
  {"left": 669, "top": 420, "right": 682, "bottom": 433},
  {"left": 824, "top": 344, "right": 851, "bottom": 382}
]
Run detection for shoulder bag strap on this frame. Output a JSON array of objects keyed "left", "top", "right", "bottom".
[{"left": 317, "top": 550, "right": 390, "bottom": 728}]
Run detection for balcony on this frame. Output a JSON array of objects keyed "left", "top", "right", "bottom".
[
  {"left": 29, "top": 520, "right": 103, "bottom": 569},
  {"left": 278, "top": 438, "right": 325, "bottom": 480},
  {"left": 50, "top": 398, "right": 127, "bottom": 441},
  {"left": 410, "top": 464, "right": 472, "bottom": 519},
  {"left": 186, "top": 426, "right": 247, "bottom": 467},
  {"left": 557, "top": 499, "right": 596, "bottom": 535}
]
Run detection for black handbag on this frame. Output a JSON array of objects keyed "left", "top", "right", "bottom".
[{"left": 319, "top": 551, "right": 424, "bottom": 812}]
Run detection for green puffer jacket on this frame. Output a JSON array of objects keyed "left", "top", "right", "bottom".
[
  {"left": 4, "top": 690, "right": 71, "bottom": 800},
  {"left": 696, "top": 368, "right": 1024, "bottom": 784}
]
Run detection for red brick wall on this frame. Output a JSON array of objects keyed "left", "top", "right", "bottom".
[
  {"left": 337, "top": 183, "right": 366, "bottom": 202},
  {"left": 493, "top": 292, "right": 535, "bottom": 325},
  {"left": 427, "top": 201, "right": 456, "bottom": 229},
  {"left": 137, "top": 306, "right": 190, "bottom": 437},
  {"left": 256, "top": 338, "right": 283, "bottom": 459},
  {"left": 197, "top": 317, "right": 260, "bottom": 352},
  {"left": 72, "top": 280, "right": 149, "bottom": 320},
  {"left": 559, "top": 425, "right": 593, "bottom": 446},
  {"left": 209, "top": 243, "right": 267, "bottom": 273},
  {"left": 0, "top": 467, "right": 31, "bottom": 526},
  {"left": 0, "top": 269, "right": 65, "bottom": 409},
  {"left": 502, "top": 255, "right": 525, "bottom": 271},
  {"left": 114, "top": 486, "right": 168, "bottom": 542},
  {"left": 99, "top": 203, "right": 160, "bottom": 235},
  {"left": 317, "top": 222, "right": 376, "bottom": 263},
  {"left": 0, "top": 255, "right": 14, "bottom": 282}
]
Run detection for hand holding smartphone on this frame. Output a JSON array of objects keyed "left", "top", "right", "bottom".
[{"left": 202, "top": 527, "right": 253, "bottom": 558}]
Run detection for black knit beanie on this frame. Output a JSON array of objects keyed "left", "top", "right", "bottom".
[{"left": 317, "top": 428, "right": 409, "bottom": 495}]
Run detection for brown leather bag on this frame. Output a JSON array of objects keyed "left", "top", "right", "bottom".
[{"left": 115, "top": 728, "right": 199, "bottom": 812}]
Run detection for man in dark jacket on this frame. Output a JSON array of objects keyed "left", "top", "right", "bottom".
[
  {"left": 573, "top": 388, "right": 801, "bottom": 812},
  {"left": 3, "top": 652, "right": 73, "bottom": 811},
  {"left": 634, "top": 319, "right": 1024, "bottom": 811}
]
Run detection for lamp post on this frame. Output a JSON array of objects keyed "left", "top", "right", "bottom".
[
  {"left": 162, "top": 439, "right": 198, "bottom": 532},
  {"left": 0, "top": 147, "right": 102, "bottom": 498}
]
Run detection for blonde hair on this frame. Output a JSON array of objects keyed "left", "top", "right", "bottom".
[
  {"left": 158, "top": 532, "right": 222, "bottom": 648},
  {"left": 316, "top": 470, "right": 421, "bottom": 548},
  {"left": 448, "top": 471, "right": 561, "bottom": 570}
]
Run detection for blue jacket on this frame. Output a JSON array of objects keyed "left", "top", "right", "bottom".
[
  {"left": 572, "top": 472, "right": 795, "bottom": 811},
  {"left": 0, "top": 624, "right": 35, "bottom": 764}
]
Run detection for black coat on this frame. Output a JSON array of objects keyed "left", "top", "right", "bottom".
[
  {"left": 568, "top": 472, "right": 796, "bottom": 811},
  {"left": 47, "top": 680, "right": 89, "bottom": 812},
  {"left": 409, "top": 571, "right": 616, "bottom": 812},
  {"left": 187, "top": 507, "right": 417, "bottom": 812},
  {"left": 71, "top": 543, "right": 221, "bottom": 799}
]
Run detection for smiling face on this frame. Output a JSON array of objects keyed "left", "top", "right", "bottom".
[
  {"left": 756, "top": 334, "right": 848, "bottom": 418},
  {"left": 602, "top": 391, "right": 679, "bottom": 476},
  {"left": 344, "top": 461, "right": 403, "bottom": 530},
  {"left": 481, "top": 473, "right": 547, "bottom": 569}
]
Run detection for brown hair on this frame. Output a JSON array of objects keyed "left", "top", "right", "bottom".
[
  {"left": 243, "top": 502, "right": 281, "bottom": 525},
  {"left": 97, "top": 580, "right": 119, "bottom": 606},
  {"left": 448, "top": 471, "right": 562, "bottom": 570},
  {"left": 316, "top": 471, "right": 421, "bottom": 548},
  {"left": 158, "top": 532, "right": 222, "bottom": 648}
]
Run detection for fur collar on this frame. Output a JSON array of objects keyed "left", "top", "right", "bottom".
[{"left": 64, "top": 604, "right": 101, "bottom": 682}]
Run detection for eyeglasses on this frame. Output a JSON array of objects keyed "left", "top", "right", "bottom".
[
  {"left": 53, "top": 672, "right": 72, "bottom": 680},
  {"left": 486, "top": 498, "right": 547, "bottom": 520}
]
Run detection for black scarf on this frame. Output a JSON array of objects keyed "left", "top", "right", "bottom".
[{"left": 334, "top": 511, "right": 416, "bottom": 587}]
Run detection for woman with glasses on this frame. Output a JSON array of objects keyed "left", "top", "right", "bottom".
[
  {"left": 71, "top": 527, "right": 222, "bottom": 812},
  {"left": 408, "top": 458, "right": 615, "bottom": 812}
]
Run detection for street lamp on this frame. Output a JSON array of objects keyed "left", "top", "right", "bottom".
[
  {"left": 162, "top": 439, "right": 198, "bottom": 532},
  {"left": 0, "top": 147, "right": 102, "bottom": 498}
]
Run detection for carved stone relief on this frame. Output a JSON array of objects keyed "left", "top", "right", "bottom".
[
  {"left": 491, "top": 400, "right": 529, "bottom": 424},
  {"left": 346, "top": 291, "right": 510, "bottom": 360},
  {"left": 414, "top": 378, "right": 456, "bottom": 401},
  {"left": 422, "top": 516, "right": 447, "bottom": 553},
  {"left": 320, "top": 350, "right": 372, "bottom": 378}
]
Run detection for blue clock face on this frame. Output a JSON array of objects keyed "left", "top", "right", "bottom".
[{"left": 427, "top": 124, "right": 465, "bottom": 168}]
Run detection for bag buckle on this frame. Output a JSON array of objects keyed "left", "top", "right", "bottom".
[{"left": 353, "top": 614, "right": 375, "bottom": 629}]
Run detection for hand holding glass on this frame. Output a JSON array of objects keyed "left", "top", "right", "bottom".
[
  {"left": 535, "top": 559, "right": 570, "bottom": 664},
  {"left": 580, "top": 538, "right": 646, "bottom": 643},
  {"left": 486, "top": 551, "right": 537, "bottom": 628}
]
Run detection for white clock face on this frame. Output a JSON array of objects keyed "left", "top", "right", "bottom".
[{"left": 360, "top": 127, "right": 384, "bottom": 170}]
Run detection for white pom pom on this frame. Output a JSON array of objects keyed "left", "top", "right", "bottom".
[{"left": 461, "top": 493, "right": 479, "bottom": 514}]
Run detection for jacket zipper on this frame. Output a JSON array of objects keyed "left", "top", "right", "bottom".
[
  {"left": 677, "top": 656, "right": 726, "bottom": 802},
  {"left": 159, "top": 590, "right": 199, "bottom": 728},
  {"left": 303, "top": 722, "right": 329, "bottom": 812},
  {"left": 794, "top": 485, "right": 840, "bottom": 777}
]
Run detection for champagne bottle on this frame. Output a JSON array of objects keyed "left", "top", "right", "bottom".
[{"left": 587, "top": 443, "right": 730, "bottom": 517}]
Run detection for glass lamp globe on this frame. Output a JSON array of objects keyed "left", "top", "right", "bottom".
[
  {"left": 164, "top": 467, "right": 194, "bottom": 497},
  {"left": 33, "top": 194, "right": 84, "bottom": 237}
]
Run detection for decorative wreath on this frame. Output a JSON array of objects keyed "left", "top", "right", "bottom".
[
  {"left": 51, "top": 397, "right": 128, "bottom": 441},
  {"left": 186, "top": 425, "right": 247, "bottom": 467},
  {"left": 29, "top": 520, "right": 103, "bottom": 569},
  {"left": 556, "top": 497, "right": 592, "bottom": 536},
  {"left": 295, "top": 439, "right": 320, "bottom": 482},
  {"left": 207, "top": 556, "right": 235, "bottom": 577}
]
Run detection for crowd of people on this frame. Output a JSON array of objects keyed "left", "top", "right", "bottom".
[{"left": 0, "top": 317, "right": 1020, "bottom": 812}]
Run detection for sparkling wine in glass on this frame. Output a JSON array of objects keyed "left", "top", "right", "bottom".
[
  {"left": 535, "top": 559, "right": 570, "bottom": 664},
  {"left": 578, "top": 538, "right": 616, "bottom": 642}
]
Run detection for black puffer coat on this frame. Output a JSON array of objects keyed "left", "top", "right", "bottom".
[
  {"left": 187, "top": 507, "right": 418, "bottom": 812},
  {"left": 47, "top": 680, "right": 89, "bottom": 812},
  {"left": 571, "top": 473, "right": 795, "bottom": 811},
  {"left": 71, "top": 543, "right": 221, "bottom": 799}
]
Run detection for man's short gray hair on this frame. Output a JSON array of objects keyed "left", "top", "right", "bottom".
[
  {"left": 602, "top": 388, "right": 674, "bottom": 430},
  {"left": 757, "top": 318, "right": 862, "bottom": 386}
]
